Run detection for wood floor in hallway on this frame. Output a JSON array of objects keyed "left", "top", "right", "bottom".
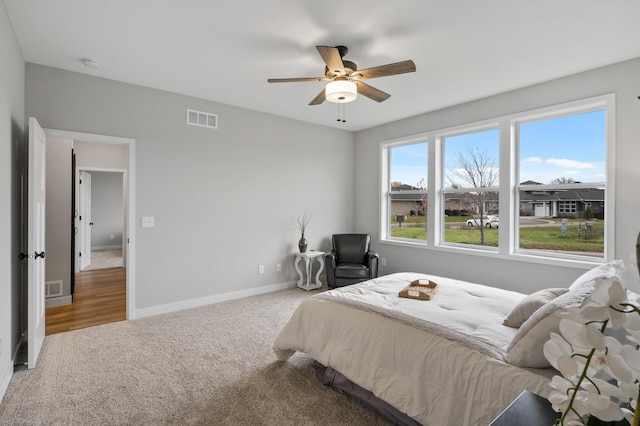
[{"left": 45, "top": 267, "right": 126, "bottom": 335}]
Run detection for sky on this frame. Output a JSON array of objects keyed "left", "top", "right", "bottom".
[{"left": 390, "top": 109, "right": 606, "bottom": 187}]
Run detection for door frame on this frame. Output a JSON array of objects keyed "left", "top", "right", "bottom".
[{"left": 44, "top": 128, "right": 136, "bottom": 320}]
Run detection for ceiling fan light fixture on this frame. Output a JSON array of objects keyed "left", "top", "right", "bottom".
[{"left": 325, "top": 80, "right": 357, "bottom": 103}]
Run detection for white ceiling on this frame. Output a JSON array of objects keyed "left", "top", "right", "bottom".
[{"left": 5, "top": 0, "right": 640, "bottom": 132}]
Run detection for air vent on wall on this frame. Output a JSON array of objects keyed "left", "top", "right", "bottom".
[
  {"left": 187, "top": 109, "right": 218, "bottom": 129},
  {"left": 45, "top": 280, "right": 63, "bottom": 298}
]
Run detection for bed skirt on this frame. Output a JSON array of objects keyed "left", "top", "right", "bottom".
[{"left": 312, "top": 361, "right": 421, "bottom": 426}]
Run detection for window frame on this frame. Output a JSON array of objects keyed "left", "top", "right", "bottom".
[
  {"left": 380, "top": 137, "right": 430, "bottom": 245},
  {"left": 379, "top": 93, "right": 615, "bottom": 266}
]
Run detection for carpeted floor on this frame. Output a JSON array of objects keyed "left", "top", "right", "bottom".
[
  {"left": 82, "top": 249, "right": 123, "bottom": 271},
  {"left": 0, "top": 287, "right": 390, "bottom": 425}
]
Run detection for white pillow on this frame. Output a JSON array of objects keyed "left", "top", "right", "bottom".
[
  {"left": 503, "top": 288, "right": 568, "bottom": 328},
  {"left": 504, "top": 260, "right": 624, "bottom": 368}
]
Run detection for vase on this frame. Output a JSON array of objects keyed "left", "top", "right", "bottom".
[{"left": 298, "top": 235, "right": 308, "bottom": 253}]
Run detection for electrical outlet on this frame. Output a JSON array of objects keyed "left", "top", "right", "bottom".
[
  {"left": 259, "top": 265, "right": 264, "bottom": 274},
  {"left": 381, "top": 258, "right": 387, "bottom": 267},
  {"left": 276, "top": 263, "right": 281, "bottom": 272}
]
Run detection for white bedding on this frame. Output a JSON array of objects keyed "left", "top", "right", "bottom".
[{"left": 273, "top": 272, "right": 556, "bottom": 426}]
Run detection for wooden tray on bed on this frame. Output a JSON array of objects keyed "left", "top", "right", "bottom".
[{"left": 399, "top": 279, "right": 438, "bottom": 300}]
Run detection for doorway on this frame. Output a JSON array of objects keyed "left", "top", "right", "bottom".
[
  {"left": 76, "top": 169, "right": 126, "bottom": 273},
  {"left": 43, "top": 167, "right": 128, "bottom": 335},
  {"left": 42, "top": 129, "right": 135, "bottom": 334}
]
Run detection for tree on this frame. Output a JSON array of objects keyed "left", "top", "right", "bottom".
[
  {"left": 550, "top": 177, "right": 576, "bottom": 184},
  {"left": 448, "top": 146, "right": 498, "bottom": 245}
]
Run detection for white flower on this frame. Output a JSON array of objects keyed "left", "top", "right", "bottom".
[
  {"left": 543, "top": 265, "right": 640, "bottom": 425},
  {"left": 544, "top": 332, "right": 580, "bottom": 378},
  {"left": 587, "top": 277, "right": 630, "bottom": 328},
  {"left": 559, "top": 318, "right": 606, "bottom": 352}
]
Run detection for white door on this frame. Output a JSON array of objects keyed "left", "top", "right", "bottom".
[
  {"left": 27, "top": 117, "right": 46, "bottom": 369},
  {"left": 79, "top": 171, "right": 92, "bottom": 269}
]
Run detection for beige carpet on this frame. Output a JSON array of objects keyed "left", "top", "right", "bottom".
[
  {"left": 82, "top": 249, "right": 123, "bottom": 271},
  {"left": 0, "top": 287, "right": 390, "bottom": 425}
]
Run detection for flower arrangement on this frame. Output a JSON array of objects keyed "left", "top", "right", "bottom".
[{"left": 544, "top": 275, "right": 640, "bottom": 426}]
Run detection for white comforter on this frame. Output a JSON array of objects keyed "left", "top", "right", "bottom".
[{"left": 273, "top": 272, "right": 555, "bottom": 426}]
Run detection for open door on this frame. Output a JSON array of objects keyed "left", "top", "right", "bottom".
[
  {"left": 78, "top": 170, "right": 92, "bottom": 270},
  {"left": 27, "top": 117, "right": 46, "bottom": 369}
]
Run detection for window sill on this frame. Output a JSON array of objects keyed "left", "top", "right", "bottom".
[{"left": 379, "top": 238, "right": 604, "bottom": 270}]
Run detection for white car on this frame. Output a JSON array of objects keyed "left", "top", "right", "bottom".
[{"left": 466, "top": 215, "right": 499, "bottom": 228}]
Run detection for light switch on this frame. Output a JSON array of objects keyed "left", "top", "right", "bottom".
[{"left": 141, "top": 216, "right": 155, "bottom": 228}]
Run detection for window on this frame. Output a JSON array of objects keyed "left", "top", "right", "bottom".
[
  {"left": 380, "top": 94, "right": 613, "bottom": 263},
  {"left": 558, "top": 201, "right": 577, "bottom": 214},
  {"left": 517, "top": 109, "right": 606, "bottom": 258},
  {"left": 384, "top": 142, "right": 428, "bottom": 242},
  {"left": 442, "top": 129, "right": 499, "bottom": 248}
]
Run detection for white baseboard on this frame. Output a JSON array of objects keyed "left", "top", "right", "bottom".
[
  {"left": 92, "top": 245, "right": 122, "bottom": 251},
  {"left": 135, "top": 280, "right": 297, "bottom": 319},
  {"left": 45, "top": 295, "right": 72, "bottom": 308},
  {"left": 0, "top": 340, "right": 22, "bottom": 403}
]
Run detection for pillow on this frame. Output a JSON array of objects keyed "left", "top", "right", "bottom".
[
  {"left": 568, "top": 259, "right": 624, "bottom": 292},
  {"left": 504, "top": 260, "right": 624, "bottom": 368},
  {"left": 503, "top": 288, "right": 568, "bottom": 328}
]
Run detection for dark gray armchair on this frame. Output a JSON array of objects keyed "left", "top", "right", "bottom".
[{"left": 325, "top": 234, "right": 379, "bottom": 288}]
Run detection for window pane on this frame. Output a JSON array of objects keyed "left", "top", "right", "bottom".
[
  {"left": 442, "top": 191, "right": 499, "bottom": 247},
  {"left": 444, "top": 129, "right": 500, "bottom": 189},
  {"left": 442, "top": 130, "right": 499, "bottom": 248},
  {"left": 518, "top": 110, "right": 605, "bottom": 258},
  {"left": 389, "top": 143, "right": 427, "bottom": 241}
]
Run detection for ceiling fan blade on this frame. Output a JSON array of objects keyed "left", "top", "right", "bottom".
[
  {"left": 355, "top": 81, "right": 391, "bottom": 103},
  {"left": 309, "top": 88, "right": 326, "bottom": 105},
  {"left": 316, "top": 46, "right": 345, "bottom": 76},
  {"left": 267, "top": 77, "right": 329, "bottom": 83},
  {"left": 352, "top": 60, "right": 416, "bottom": 80}
]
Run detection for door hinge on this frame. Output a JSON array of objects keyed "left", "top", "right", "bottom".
[{"left": 79, "top": 252, "right": 82, "bottom": 257}]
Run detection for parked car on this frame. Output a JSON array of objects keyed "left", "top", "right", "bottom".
[{"left": 466, "top": 215, "right": 499, "bottom": 228}]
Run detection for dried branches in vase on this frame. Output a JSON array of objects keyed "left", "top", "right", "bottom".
[{"left": 296, "top": 211, "right": 314, "bottom": 253}]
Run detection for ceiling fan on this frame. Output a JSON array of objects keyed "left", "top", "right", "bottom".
[{"left": 267, "top": 45, "right": 416, "bottom": 106}]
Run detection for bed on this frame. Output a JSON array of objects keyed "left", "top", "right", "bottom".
[{"left": 273, "top": 262, "right": 624, "bottom": 425}]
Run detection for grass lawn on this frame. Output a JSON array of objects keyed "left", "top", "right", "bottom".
[{"left": 390, "top": 219, "right": 604, "bottom": 253}]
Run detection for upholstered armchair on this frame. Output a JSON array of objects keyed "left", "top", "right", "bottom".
[{"left": 325, "top": 234, "right": 379, "bottom": 288}]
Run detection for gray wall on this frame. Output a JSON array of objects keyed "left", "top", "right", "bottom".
[
  {"left": 354, "top": 57, "right": 640, "bottom": 294},
  {"left": 25, "top": 63, "right": 355, "bottom": 311},
  {"left": 90, "top": 171, "right": 124, "bottom": 248},
  {"left": 0, "top": 1, "right": 25, "bottom": 397}
]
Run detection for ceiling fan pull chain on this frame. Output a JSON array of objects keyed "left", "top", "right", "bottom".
[{"left": 336, "top": 102, "right": 347, "bottom": 123}]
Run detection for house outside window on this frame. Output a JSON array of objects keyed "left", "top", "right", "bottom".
[{"left": 380, "top": 94, "right": 614, "bottom": 263}]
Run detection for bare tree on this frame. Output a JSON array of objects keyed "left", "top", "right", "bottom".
[
  {"left": 448, "top": 146, "right": 498, "bottom": 245},
  {"left": 550, "top": 177, "right": 576, "bottom": 184}
]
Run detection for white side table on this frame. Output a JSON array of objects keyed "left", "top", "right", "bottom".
[{"left": 294, "top": 251, "right": 325, "bottom": 291}]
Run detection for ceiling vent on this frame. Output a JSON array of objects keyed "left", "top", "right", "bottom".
[{"left": 187, "top": 109, "right": 218, "bottom": 129}]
